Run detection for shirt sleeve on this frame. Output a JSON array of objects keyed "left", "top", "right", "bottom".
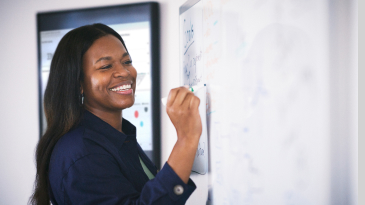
[{"left": 62, "top": 154, "right": 196, "bottom": 205}]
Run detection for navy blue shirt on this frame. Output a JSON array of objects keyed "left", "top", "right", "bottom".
[{"left": 48, "top": 110, "right": 196, "bottom": 204}]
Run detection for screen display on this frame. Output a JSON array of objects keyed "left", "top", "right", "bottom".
[{"left": 40, "top": 22, "right": 153, "bottom": 150}]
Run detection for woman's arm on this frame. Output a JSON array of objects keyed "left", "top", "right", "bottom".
[
  {"left": 52, "top": 86, "right": 202, "bottom": 204},
  {"left": 60, "top": 153, "right": 196, "bottom": 205},
  {"left": 165, "top": 86, "right": 202, "bottom": 184}
]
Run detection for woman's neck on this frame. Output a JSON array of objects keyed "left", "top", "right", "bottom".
[{"left": 85, "top": 107, "right": 123, "bottom": 133}]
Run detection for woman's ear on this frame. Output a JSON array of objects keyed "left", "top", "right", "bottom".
[
  {"left": 80, "top": 83, "right": 84, "bottom": 95},
  {"left": 80, "top": 84, "right": 84, "bottom": 105}
]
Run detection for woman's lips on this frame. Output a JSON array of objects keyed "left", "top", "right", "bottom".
[
  {"left": 112, "top": 88, "right": 133, "bottom": 95},
  {"left": 109, "top": 81, "right": 134, "bottom": 95},
  {"left": 110, "top": 83, "right": 131, "bottom": 91}
]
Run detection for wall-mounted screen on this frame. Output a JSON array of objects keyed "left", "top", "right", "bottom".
[{"left": 37, "top": 3, "right": 160, "bottom": 167}]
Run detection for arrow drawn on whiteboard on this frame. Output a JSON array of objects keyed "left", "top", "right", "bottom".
[{"left": 184, "top": 40, "right": 194, "bottom": 55}]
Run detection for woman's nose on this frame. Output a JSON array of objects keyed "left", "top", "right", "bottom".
[{"left": 113, "top": 63, "right": 130, "bottom": 78}]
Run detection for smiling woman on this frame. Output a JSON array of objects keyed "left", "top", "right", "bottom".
[
  {"left": 81, "top": 35, "right": 137, "bottom": 131},
  {"left": 30, "top": 24, "right": 202, "bottom": 205}
]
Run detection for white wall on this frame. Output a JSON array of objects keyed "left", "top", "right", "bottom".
[
  {"left": 350, "top": 0, "right": 359, "bottom": 204},
  {"left": 0, "top": 0, "right": 197, "bottom": 204}
]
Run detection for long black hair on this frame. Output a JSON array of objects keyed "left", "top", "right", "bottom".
[{"left": 30, "top": 23, "right": 128, "bottom": 205}]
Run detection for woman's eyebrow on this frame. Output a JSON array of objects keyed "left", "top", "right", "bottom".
[
  {"left": 95, "top": 52, "right": 130, "bottom": 64},
  {"left": 122, "top": 52, "right": 130, "bottom": 58},
  {"left": 95, "top": 56, "right": 112, "bottom": 64}
]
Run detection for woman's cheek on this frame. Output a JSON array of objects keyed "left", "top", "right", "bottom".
[{"left": 90, "top": 74, "right": 107, "bottom": 92}]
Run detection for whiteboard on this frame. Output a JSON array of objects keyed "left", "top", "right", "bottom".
[
  {"left": 180, "top": 0, "right": 208, "bottom": 175},
  {"left": 180, "top": 0, "right": 335, "bottom": 204}
]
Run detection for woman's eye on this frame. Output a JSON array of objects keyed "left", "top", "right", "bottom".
[
  {"left": 124, "top": 60, "right": 132, "bottom": 65},
  {"left": 101, "top": 65, "right": 112, "bottom": 70}
]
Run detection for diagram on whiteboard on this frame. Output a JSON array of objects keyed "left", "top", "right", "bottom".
[
  {"left": 180, "top": 0, "right": 208, "bottom": 175},
  {"left": 180, "top": 1, "right": 204, "bottom": 87}
]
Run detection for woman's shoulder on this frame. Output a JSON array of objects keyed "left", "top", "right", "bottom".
[
  {"left": 50, "top": 125, "right": 87, "bottom": 163},
  {"left": 50, "top": 123, "right": 120, "bottom": 165},
  {"left": 49, "top": 124, "right": 118, "bottom": 176}
]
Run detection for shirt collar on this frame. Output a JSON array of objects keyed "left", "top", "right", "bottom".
[{"left": 81, "top": 110, "right": 136, "bottom": 148}]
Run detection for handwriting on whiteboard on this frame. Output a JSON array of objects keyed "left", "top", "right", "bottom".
[
  {"left": 183, "top": 19, "right": 194, "bottom": 54},
  {"left": 183, "top": 50, "right": 203, "bottom": 86}
]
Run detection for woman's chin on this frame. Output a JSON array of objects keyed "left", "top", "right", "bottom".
[{"left": 116, "top": 101, "right": 135, "bottom": 110}]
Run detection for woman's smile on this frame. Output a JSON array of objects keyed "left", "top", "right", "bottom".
[{"left": 109, "top": 81, "right": 133, "bottom": 94}]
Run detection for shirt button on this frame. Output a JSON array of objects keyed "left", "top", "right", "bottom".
[{"left": 174, "top": 185, "right": 184, "bottom": 195}]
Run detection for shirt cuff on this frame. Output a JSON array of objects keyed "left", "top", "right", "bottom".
[{"left": 155, "top": 162, "right": 196, "bottom": 202}]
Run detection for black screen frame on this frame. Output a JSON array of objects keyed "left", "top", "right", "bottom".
[{"left": 37, "top": 2, "right": 161, "bottom": 167}]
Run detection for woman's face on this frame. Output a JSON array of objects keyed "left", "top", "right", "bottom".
[{"left": 82, "top": 34, "right": 137, "bottom": 112}]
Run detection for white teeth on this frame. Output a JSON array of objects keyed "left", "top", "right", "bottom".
[{"left": 110, "top": 84, "right": 131, "bottom": 91}]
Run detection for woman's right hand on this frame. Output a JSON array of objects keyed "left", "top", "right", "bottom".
[
  {"left": 166, "top": 86, "right": 202, "bottom": 183},
  {"left": 166, "top": 86, "right": 202, "bottom": 143}
]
